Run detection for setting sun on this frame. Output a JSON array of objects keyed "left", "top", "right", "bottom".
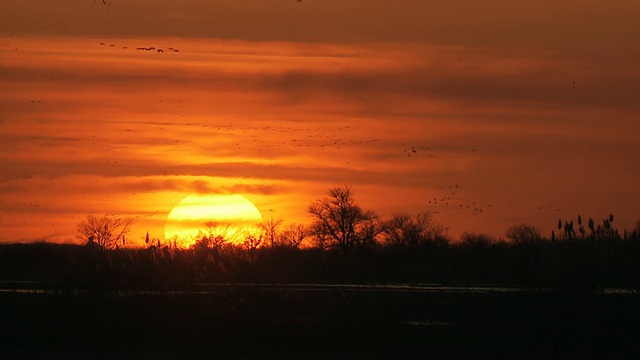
[{"left": 164, "top": 194, "right": 263, "bottom": 247}]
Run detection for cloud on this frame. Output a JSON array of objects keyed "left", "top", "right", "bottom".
[
  {"left": 0, "top": 173, "right": 289, "bottom": 196},
  {"left": 3, "top": 39, "right": 638, "bottom": 115},
  {"left": 114, "top": 178, "right": 289, "bottom": 196}
]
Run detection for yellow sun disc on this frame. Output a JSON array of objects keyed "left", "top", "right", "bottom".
[{"left": 164, "top": 194, "right": 263, "bottom": 247}]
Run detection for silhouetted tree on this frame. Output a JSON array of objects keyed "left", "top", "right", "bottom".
[
  {"left": 197, "top": 221, "right": 234, "bottom": 248},
  {"left": 259, "top": 215, "right": 283, "bottom": 247},
  {"left": 76, "top": 215, "right": 132, "bottom": 250},
  {"left": 242, "top": 233, "right": 264, "bottom": 251},
  {"left": 384, "top": 212, "right": 444, "bottom": 249},
  {"left": 459, "top": 232, "right": 496, "bottom": 249},
  {"left": 505, "top": 224, "right": 542, "bottom": 244},
  {"left": 276, "top": 223, "right": 309, "bottom": 248},
  {"left": 308, "top": 186, "right": 382, "bottom": 252}
]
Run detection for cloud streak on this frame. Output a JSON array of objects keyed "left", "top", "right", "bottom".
[{"left": 3, "top": 39, "right": 638, "bottom": 117}]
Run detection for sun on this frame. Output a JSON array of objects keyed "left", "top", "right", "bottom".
[{"left": 164, "top": 194, "right": 264, "bottom": 248}]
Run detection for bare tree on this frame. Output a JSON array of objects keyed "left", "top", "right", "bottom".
[
  {"left": 77, "top": 215, "right": 133, "bottom": 250},
  {"left": 505, "top": 224, "right": 542, "bottom": 244},
  {"left": 242, "top": 233, "right": 264, "bottom": 251},
  {"left": 384, "top": 212, "right": 444, "bottom": 249},
  {"left": 259, "top": 215, "right": 283, "bottom": 247},
  {"left": 196, "top": 221, "right": 236, "bottom": 248},
  {"left": 275, "top": 223, "right": 309, "bottom": 248},
  {"left": 459, "top": 232, "right": 496, "bottom": 249},
  {"left": 307, "top": 186, "right": 382, "bottom": 252}
]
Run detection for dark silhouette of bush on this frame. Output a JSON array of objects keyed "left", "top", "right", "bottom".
[
  {"left": 383, "top": 212, "right": 447, "bottom": 250},
  {"left": 275, "top": 223, "right": 309, "bottom": 248},
  {"left": 1, "top": 227, "right": 640, "bottom": 290},
  {"left": 505, "top": 224, "right": 542, "bottom": 244}
]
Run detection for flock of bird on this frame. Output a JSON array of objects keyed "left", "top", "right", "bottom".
[
  {"left": 136, "top": 47, "right": 180, "bottom": 53},
  {"left": 428, "top": 194, "right": 489, "bottom": 216},
  {"left": 99, "top": 42, "right": 181, "bottom": 54},
  {"left": 402, "top": 145, "right": 435, "bottom": 158},
  {"left": 113, "top": 102, "right": 490, "bottom": 218},
  {"left": 3, "top": 0, "right": 598, "bottom": 239},
  {"left": 4, "top": 0, "right": 495, "bottom": 222}
]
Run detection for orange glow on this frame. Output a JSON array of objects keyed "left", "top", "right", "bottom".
[
  {"left": 2, "top": 4, "right": 640, "bottom": 244},
  {"left": 164, "top": 194, "right": 263, "bottom": 247}
]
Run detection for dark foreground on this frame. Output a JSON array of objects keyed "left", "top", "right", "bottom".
[{"left": 1, "top": 285, "right": 639, "bottom": 359}]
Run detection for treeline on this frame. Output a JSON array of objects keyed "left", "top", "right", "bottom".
[
  {"left": 2, "top": 186, "right": 639, "bottom": 290},
  {"left": 1, "top": 231, "right": 639, "bottom": 291}
]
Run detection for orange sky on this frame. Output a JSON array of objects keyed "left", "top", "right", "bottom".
[{"left": 1, "top": 1, "right": 639, "bottom": 244}]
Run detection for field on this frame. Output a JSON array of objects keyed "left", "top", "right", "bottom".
[
  {"left": 2, "top": 284, "right": 639, "bottom": 359},
  {"left": 1, "top": 242, "right": 640, "bottom": 359}
]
